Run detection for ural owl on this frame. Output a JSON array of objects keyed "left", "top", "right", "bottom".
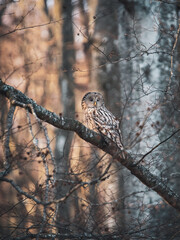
[{"left": 81, "top": 92, "right": 123, "bottom": 150}]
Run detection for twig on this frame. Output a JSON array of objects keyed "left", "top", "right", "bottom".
[
  {"left": 134, "top": 128, "right": 180, "bottom": 166},
  {"left": 1, "top": 105, "right": 16, "bottom": 177},
  {"left": 167, "top": 23, "right": 180, "bottom": 92},
  {"left": 0, "top": 177, "right": 42, "bottom": 204},
  {"left": 26, "top": 109, "right": 50, "bottom": 238}
]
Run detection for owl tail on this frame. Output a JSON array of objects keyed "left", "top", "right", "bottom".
[{"left": 116, "top": 139, "right": 125, "bottom": 159}]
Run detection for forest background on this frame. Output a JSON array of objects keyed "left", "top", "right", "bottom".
[{"left": 0, "top": 0, "right": 180, "bottom": 239}]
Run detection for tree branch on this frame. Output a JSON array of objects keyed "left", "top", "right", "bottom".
[{"left": 0, "top": 79, "right": 180, "bottom": 211}]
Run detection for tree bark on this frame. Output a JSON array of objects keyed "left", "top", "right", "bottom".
[
  {"left": 92, "top": 0, "right": 126, "bottom": 229},
  {"left": 53, "top": 0, "right": 75, "bottom": 230},
  {"left": 0, "top": 79, "right": 180, "bottom": 212}
]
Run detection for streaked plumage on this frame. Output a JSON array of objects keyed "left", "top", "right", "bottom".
[{"left": 81, "top": 92, "right": 123, "bottom": 150}]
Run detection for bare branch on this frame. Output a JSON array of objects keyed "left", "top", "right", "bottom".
[
  {"left": 134, "top": 128, "right": 180, "bottom": 166},
  {"left": 0, "top": 79, "right": 180, "bottom": 211},
  {"left": 0, "top": 177, "right": 42, "bottom": 205},
  {"left": 0, "top": 104, "right": 16, "bottom": 178},
  {"left": 167, "top": 22, "right": 180, "bottom": 92}
]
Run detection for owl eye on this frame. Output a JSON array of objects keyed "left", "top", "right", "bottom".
[
  {"left": 97, "top": 98, "right": 100, "bottom": 101},
  {"left": 89, "top": 98, "right": 93, "bottom": 102}
]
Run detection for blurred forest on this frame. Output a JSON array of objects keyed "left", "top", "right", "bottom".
[{"left": 0, "top": 0, "right": 180, "bottom": 239}]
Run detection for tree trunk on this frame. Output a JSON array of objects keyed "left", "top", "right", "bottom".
[{"left": 54, "top": 0, "right": 75, "bottom": 231}]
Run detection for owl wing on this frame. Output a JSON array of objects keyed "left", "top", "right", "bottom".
[{"left": 93, "top": 107, "right": 123, "bottom": 150}]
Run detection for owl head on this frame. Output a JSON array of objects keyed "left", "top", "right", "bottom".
[{"left": 81, "top": 92, "right": 105, "bottom": 110}]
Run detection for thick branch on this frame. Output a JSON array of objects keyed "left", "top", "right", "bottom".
[{"left": 0, "top": 79, "right": 180, "bottom": 211}]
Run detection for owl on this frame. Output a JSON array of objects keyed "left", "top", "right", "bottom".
[{"left": 81, "top": 92, "right": 124, "bottom": 150}]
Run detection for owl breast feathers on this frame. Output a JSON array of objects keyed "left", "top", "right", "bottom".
[{"left": 81, "top": 92, "right": 123, "bottom": 150}]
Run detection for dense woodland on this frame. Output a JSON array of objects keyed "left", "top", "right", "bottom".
[{"left": 0, "top": 0, "right": 180, "bottom": 239}]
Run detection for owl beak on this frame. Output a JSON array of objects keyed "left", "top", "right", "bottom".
[{"left": 94, "top": 101, "right": 97, "bottom": 107}]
